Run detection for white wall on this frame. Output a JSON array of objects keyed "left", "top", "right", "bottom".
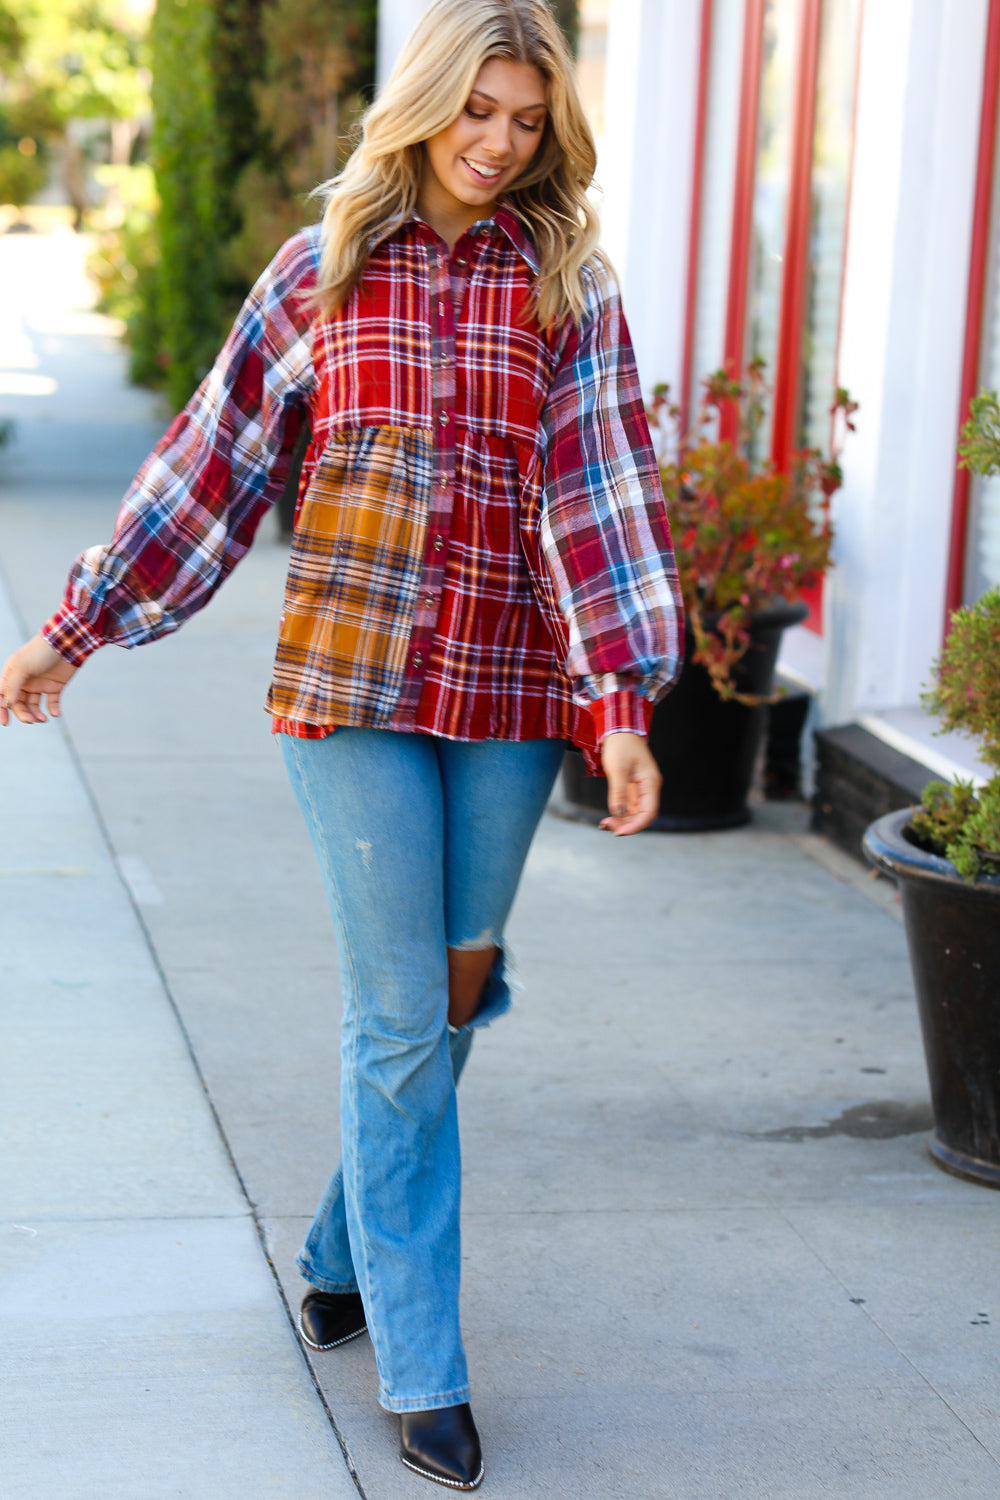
[
  {"left": 600, "top": 0, "right": 702, "bottom": 397},
  {"left": 824, "top": 0, "right": 987, "bottom": 723},
  {"left": 377, "top": 0, "right": 433, "bottom": 89}
]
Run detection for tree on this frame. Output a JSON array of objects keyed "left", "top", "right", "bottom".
[
  {"left": 0, "top": 0, "right": 150, "bottom": 226},
  {"left": 147, "top": 0, "right": 375, "bottom": 409},
  {"left": 549, "top": 0, "right": 579, "bottom": 56},
  {"left": 228, "top": 0, "right": 376, "bottom": 286},
  {"left": 0, "top": 2, "right": 23, "bottom": 64},
  {"left": 0, "top": 140, "right": 47, "bottom": 210},
  {"left": 148, "top": 0, "right": 221, "bottom": 408}
]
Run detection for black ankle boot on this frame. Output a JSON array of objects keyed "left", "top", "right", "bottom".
[
  {"left": 399, "top": 1402, "right": 484, "bottom": 1490},
  {"left": 297, "top": 1289, "right": 366, "bottom": 1350}
]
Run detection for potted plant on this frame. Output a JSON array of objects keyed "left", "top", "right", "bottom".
[
  {"left": 863, "top": 391, "right": 1000, "bottom": 1188},
  {"left": 559, "top": 361, "right": 855, "bottom": 828}
]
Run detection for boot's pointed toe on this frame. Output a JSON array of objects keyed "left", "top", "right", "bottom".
[
  {"left": 399, "top": 1402, "right": 484, "bottom": 1490},
  {"left": 297, "top": 1289, "right": 366, "bottom": 1351}
]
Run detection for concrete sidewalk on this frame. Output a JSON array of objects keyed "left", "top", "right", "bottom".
[{"left": 1, "top": 231, "right": 998, "bottom": 1499}]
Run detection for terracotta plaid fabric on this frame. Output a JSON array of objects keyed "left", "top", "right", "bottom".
[
  {"left": 277, "top": 428, "right": 435, "bottom": 724},
  {"left": 42, "top": 210, "right": 683, "bottom": 764}
]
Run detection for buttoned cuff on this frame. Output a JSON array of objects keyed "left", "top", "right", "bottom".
[
  {"left": 41, "top": 602, "right": 105, "bottom": 667},
  {"left": 589, "top": 690, "right": 653, "bottom": 745}
]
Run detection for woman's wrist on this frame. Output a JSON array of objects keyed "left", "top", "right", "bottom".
[
  {"left": 41, "top": 603, "right": 102, "bottom": 668},
  {"left": 590, "top": 688, "right": 653, "bottom": 744}
]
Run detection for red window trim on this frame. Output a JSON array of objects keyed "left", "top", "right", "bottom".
[
  {"left": 945, "top": 0, "right": 1000, "bottom": 627},
  {"left": 799, "top": 0, "right": 865, "bottom": 632},
  {"left": 683, "top": 0, "right": 862, "bottom": 634},
  {"left": 770, "top": 0, "right": 823, "bottom": 469},
  {"left": 829, "top": 0, "right": 864, "bottom": 454},
  {"left": 720, "top": 0, "right": 767, "bottom": 444},
  {"left": 773, "top": 0, "right": 823, "bottom": 630},
  {"left": 680, "top": 0, "right": 716, "bottom": 432}
]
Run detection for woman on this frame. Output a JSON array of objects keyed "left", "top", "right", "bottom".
[{"left": 0, "top": 0, "right": 682, "bottom": 1488}]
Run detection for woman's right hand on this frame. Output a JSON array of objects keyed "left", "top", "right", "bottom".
[{"left": 0, "top": 634, "right": 78, "bottom": 726}]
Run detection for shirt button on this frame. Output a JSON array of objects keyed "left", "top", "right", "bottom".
[
  {"left": 438, "top": 473, "right": 448, "bottom": 486},
  {"left": 434, "top": 536, "right": 444, "bottom": 551},
  {"left": 413, "top": 652, "right": 424, "bottom": 668},
  {"left": 438, "top": 301, "right": 446, "bottom": 316},
  {"left": 425, "top": 593, "right": 434, "bottom": 607},
  {"left": 457, "top": 256, "right": 467, "bottom": 266},
  {"left": 439, "top": 411, "right": 450, "bottom": 426}
]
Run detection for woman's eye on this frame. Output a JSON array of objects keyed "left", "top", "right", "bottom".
[
  {"left": 465, "top": 108, "right": 490, "bottom": 121},
  {"left": 516, "top": 120, "right": 543, "bottom": 133}
]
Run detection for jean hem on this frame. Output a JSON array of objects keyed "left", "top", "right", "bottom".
[
  {"left": 297, "top": 1253, "right": 360, "bottom": 1296},
  {"left": 378, "top": 1386, "right": 473, "bottom": 1414}
]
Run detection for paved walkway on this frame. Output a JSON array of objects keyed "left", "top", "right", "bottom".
[{"left": 1, "top": 230, "right": 997, "bottom": 1499}]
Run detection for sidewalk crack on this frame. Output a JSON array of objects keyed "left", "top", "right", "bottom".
[{"left": 57, "top": 721, "right": 370, "bottom": 1500}]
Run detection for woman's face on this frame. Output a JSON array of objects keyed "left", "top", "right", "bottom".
[{"left": 421, "top": 58, "right": 548, "bottom": 229}]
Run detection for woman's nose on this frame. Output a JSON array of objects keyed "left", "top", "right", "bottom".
[{"left": 482, "top": 117, "right": 513, "bottom": 159}]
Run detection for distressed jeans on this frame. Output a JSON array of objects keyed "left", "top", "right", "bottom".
[{"left": 279, "top": 728, "right": 564, "bottom": 1412}]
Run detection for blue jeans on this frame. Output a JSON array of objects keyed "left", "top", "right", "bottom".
[{"left": 280, "top": 729, "right": 564, "bottom": 1412}]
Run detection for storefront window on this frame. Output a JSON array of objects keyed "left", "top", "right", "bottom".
[
  {"left": 687, "top": 0, "right": 745, "bottom": 412},
  {"left": 799, "top": 0, "right": 861, "bottom": 452},
  {"left": 745, "top": 0, "right": 799, "bottom": 456},
  {"left": 966, "top": 102, "right": 1000, "bottom": 603},
  {"left": 684, "top": 0, "right": 860, "bottom": 486}
]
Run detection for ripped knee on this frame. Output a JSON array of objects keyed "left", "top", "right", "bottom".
[
  {"left": 450, "top": 927, "right": 497, "bottom": 954},
  {"left": 447, "top": 935, "right": 498, "bottom": 1029}
]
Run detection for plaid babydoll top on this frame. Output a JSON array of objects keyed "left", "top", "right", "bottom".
[{"left": 41, "top": 208, "right": 683, "bottom": 766}]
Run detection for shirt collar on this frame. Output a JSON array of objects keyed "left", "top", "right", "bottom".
[
  {"left": 492, "top": 205, "right": 540, "bottom": 274},
  {"left": 402, "top": 204, "right": 539, "bottom": 275}
]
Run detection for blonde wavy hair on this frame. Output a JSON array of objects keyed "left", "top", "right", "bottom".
[{"left": 314, "top": 0, "right": 602, "bottom": 328}]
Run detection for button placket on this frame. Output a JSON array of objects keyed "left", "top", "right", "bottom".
[{"left": 404, "top": 232, "right": 459, "bottom": 698}]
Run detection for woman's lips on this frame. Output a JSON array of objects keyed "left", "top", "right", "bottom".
[{"left": 463, "top": 158, "right": 503, "bottom": 182}]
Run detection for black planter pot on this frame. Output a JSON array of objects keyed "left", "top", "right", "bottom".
[
  {"left": 863, "top": 808, "right": 1000, "bottom": 1189},
  {"left": 558, "top": 601, "right": 808, "bottom": 831}
]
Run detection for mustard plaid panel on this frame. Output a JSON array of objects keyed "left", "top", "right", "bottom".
[{"left": 269, "top": 427, "right": 432, "bottom": 724}]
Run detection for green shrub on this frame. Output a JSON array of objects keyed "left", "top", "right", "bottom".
[
  {"left": 148, "top": 0, "right": 223, "bottom": 410},
  {"left": 912, "top": 583, "right": 1000, "bottom": 881},
  {"left": 0, "top": 139, "right": 47, "bottom": 209},
  {"left": 88, "top": 164, "right": 165, "bottom": 387},
  {"left": 548, "top": 0, "right": 579, "bottom": 54},
  {"left": 907, "top": 390, "right": 1000, "bottom": 881},
  {"left": 922, "top": 581, "right": 1000, "bottom": 772},
  {"left": 227, "top": 0, "right": 375, "bottom": 284},
  {"left": 143, "top": 0, "right": 374, "bottom": 411}
]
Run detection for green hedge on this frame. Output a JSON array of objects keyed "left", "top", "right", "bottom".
[
  {"left": 549, "top": 0, "right": 580, "bottom": 55},
  {"left": 149, "top": 0, "right": 224, "bottom": 410},
  {"left": 147, "top": 0, "right": 374, "bottom": 413},
  {"left": 149, "top": 0, "right": 267, "bottom": 410}
]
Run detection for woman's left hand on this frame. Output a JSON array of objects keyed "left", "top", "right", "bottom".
[
  {"left": 599, "top": 732, "right": 662, "bottom": 836},
  {"left": 0, "top": 634, "right": 77, "bottom": 726}
]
